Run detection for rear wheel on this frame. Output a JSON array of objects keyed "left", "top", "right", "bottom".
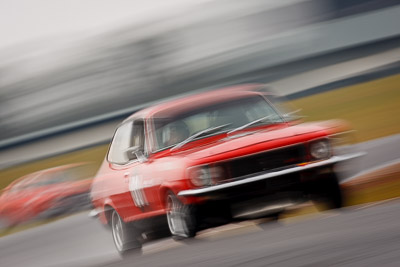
[
  {"left": 166, "top": 192, "right": 197, "bottom": 239},
  {"left": 111, "top": 210, "right": 142, "bottom": 256}
]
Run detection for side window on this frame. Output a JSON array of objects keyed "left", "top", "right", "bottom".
[
  {"left": 132, "top": 120, "right": 146, "bottom": 154},
  {"left": 108, "top": 122, "right": 133, "bottom": 165}
]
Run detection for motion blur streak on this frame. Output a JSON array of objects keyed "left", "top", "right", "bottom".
[{"left": 0, "top": 0, "right": 399, "bottom": 146}]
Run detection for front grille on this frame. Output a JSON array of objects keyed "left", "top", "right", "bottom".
[{"left": 219, "top": 144, "right": 306, "bottom": 182}]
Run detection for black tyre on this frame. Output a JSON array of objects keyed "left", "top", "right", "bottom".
[
  {"left": 166, "top": 192, "right": 197, "bottom": 239},
  {"left": 111, "top": 210, "right": 142, "bottom": 256},
  {"left": 270, "top": 211, "right": 283, "bottom": 221},
  {"left": 314, "top": 173, "right": 343, "bottom": 210}
]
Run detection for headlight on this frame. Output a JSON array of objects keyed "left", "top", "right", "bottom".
[
  {"left": 188, "top": 165, "right": 224, "bottom": 187},
  {"left": 310, "top": 139, "right": 330, "bottom": 160}
]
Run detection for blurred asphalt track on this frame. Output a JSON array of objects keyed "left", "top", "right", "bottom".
[
  {"left": 1, "top": 193, "right": 400, "bottom": 267},
  {"left": 95, "top": 199, "right": 400, "bottom": 267},
  {"left": 0, "top": 135, "right": 400, "bottom": 267}
]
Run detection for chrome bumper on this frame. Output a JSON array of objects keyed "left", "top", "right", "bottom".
[{"left": 178, "top": 152, "right": 364, "bottom": 197}]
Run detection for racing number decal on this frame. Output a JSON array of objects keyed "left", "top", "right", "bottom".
[{"left": 128, "top": 173, "right": 149, "bottom": 208}]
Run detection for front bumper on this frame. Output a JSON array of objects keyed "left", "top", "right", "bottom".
[{"left": 178, "top": 152, "right": 364, "bottom": 197}]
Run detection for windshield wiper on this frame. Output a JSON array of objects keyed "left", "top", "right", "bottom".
[
  {"left": 227, "top": 115, "right": 275, "bottom": 135},
  {"left": 171, "top": 123, "right": 231, "bottom": 151},
  {"left": 282, "top": 109, "right": 306, "bottom": 120}
]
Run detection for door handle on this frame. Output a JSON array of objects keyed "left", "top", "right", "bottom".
[{"left": 124, "top": 172, "right": 130, "bottom": 182}]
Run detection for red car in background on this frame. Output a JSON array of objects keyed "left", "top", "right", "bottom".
[
  {"left": 90, "top": 84, "right": 362, "bottom": 256},
  {"left": 0, "top": 163, "right": 93, "bottom": 229}
]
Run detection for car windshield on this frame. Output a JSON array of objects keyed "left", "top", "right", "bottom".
[{"left": 153, "top": 95, "right": 284, "bottom": 151}]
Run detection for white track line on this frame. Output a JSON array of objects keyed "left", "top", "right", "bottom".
[{"left": 341, "top": 157, "right": 400, "bottom": 183}]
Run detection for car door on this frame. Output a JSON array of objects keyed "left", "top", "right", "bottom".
[
  {"left": 106, "top": 119, "right": 155, "bottom": 221},
  {"left": 130, "top": 119, "right": 163, "bottom": 213},
  {"left": 106, "top": 121, "right": 142, "bottom": 220}
]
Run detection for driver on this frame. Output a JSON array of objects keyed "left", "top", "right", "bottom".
[{"left": 163, "top": 121, "right": 190, "bottom": 147}]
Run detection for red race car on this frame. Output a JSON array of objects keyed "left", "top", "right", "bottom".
[
  {"left": 0, "top": 163, "right": 93, "bottom": 229},
  {"left": 90, "top": 84, "right": 361, "bottom": 255}
]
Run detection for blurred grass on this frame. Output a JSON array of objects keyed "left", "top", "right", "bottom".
[
  {"left": 342, "top": 161, "right": 400, "bottom": 206},
  {"left": 283, "top": 161, "right": 400, "bottom": 220},
  {"left": 344, "top": 179, "right": 400, "bottom": 206},
  {"left": 0, "top": 145, "right": 108, "bottom": 190},
  {"left": 289, "top": 74, "right": 400, "bottom": 142}
]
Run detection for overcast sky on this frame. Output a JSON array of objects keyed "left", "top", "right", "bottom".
[{"left": 0, "top": 0, "right": 212, "bottom": 51}]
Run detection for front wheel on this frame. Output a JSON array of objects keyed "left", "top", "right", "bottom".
[
  {"left": 111, "top": 210, "right": 142, "bottom": 256},
  {"left": 312, "top": 173, "right": 343, "bottom": 211},
  {"left": 166, "top": 192, "right": 197, "bottom": 239}
]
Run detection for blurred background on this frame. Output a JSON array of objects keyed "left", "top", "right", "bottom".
[{"left": 0, "top": 0, "right": 400, "bottom": 266}]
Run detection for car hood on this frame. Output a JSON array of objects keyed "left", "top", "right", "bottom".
[{"left": 171, "top": 122, "right": 337, "bottom": 163}]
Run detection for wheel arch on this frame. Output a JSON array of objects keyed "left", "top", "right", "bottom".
[
  {"left": 159, "top": 186, "right": 173, "bottom": 209},
  {"left": 103, "top": 198, "right": 118, "bottom": 226}
]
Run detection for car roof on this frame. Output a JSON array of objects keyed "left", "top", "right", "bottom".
[
  {"left": 5, "top": 163, "right": 89, "bottom": 189},
  {"left": 124, "top": 84, "right": 268, "bottom": 121}
]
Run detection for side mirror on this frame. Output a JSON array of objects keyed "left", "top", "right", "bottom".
[{"left": 125, "top": 146, "right": 147, "bottom": 163}]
